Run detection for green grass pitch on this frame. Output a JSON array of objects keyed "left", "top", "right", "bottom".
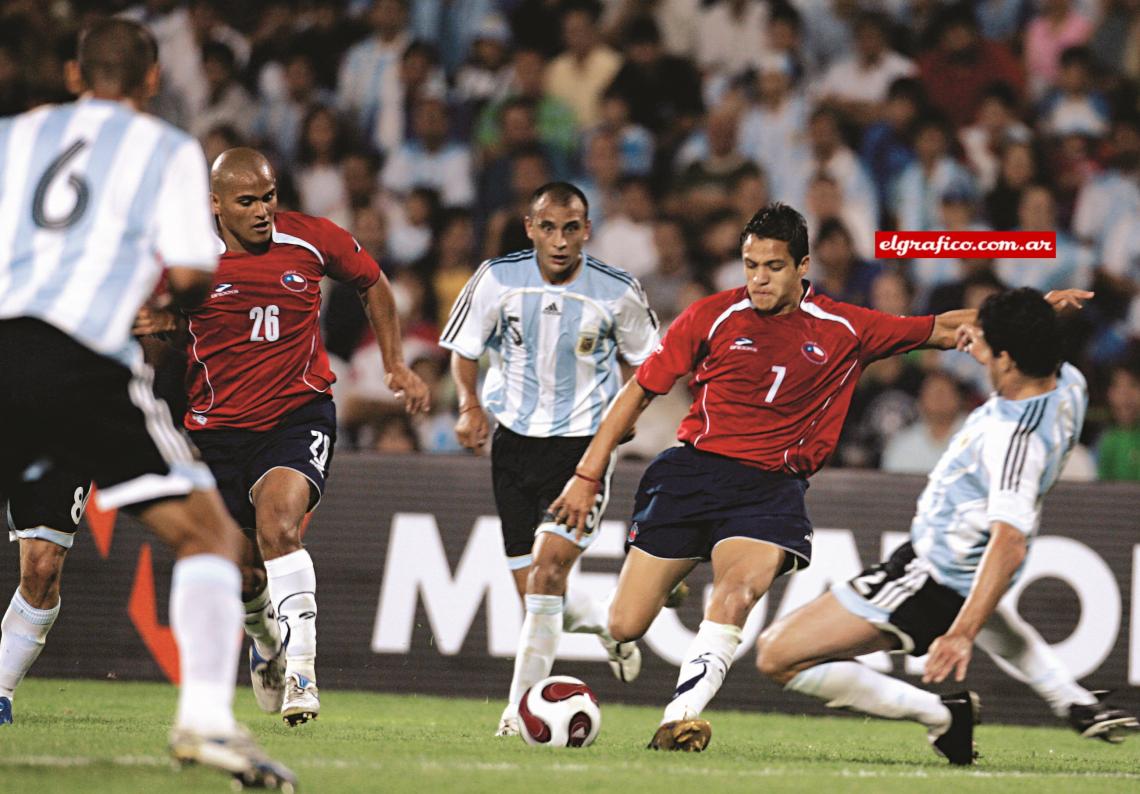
[{"left": 1, "top": 679, "right": 1137, "bottom": 793}]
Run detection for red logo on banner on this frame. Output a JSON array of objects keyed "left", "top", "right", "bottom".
[{"left": 875, "top": 230, "right": 1057, "bottom": 259}]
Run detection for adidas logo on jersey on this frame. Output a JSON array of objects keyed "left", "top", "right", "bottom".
[{"left": 542, "top": 302, "right": 561, "bottom": 316}]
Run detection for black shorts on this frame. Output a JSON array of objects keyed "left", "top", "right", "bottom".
[
  {"left": 625, "top": 444, "right": 812, "bottom": 576},
  {"left": 832, "top": 542, "right": 966, "bottom": 656},
  {"left": 491, "top": 426, "right": 614, "bottom": 569},
  {"left": 6, "top": 464, "right": 91, "bottom": 549},
  {"left": 190, "top": 397, "right": 337, "bottom": 530},
  {"left": 0, "top": 318, "right": 213, "bottom": 513}
]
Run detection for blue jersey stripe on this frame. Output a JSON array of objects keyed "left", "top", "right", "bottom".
[
  {"left": 549, "top": 297, "right": 584, "bottom": 434},
  {"left": 7, "top": 106, "right": 78, "bottom": 288},
  {"left": 77, "top": 127, "right": 182, "bottom": 345},
  {"left": 513, "top": 290, "right": 542, "bottom": 431}
]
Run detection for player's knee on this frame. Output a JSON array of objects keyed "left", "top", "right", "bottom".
[
  {"left": 255, "top": 506, "right": 304, "bottom": 557},
  {"left": 754, "top": 629, "right": 792, "bottom": 682},
  {"left": 711, "top": 581, "right": 760, "bottom": 625},
  {"left": 607, "top": 611, "right": 646, "bottom": 643},
  {"left": 526, "top": 557, "right": 571, "bottom": 595}
]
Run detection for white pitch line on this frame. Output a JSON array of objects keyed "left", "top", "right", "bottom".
[{"left": 4, "top": 755, "right": 1139, "bottom": 782}]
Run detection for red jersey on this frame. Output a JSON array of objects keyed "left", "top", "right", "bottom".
[
  {"left": 184, "top": 211, "right": 380, "bottom": 431},
  {"left": 637, "top": 283, "right": 934, "bottom": 476}
]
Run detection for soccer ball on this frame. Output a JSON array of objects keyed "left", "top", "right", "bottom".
[{"left": 518, "top": 675, "right": 601, "bottom": 747}]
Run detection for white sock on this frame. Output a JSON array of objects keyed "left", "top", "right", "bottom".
[
  {"left": 786, "top": 661, "right": 951, "bottom": 732},
  {"left": 0, "top": 590, "right": 60, "bottom": 700},
  {"left": 265, "top": 549, "right": 317, "bottom": 681},
  {"left": 662, "top": 620, "right": 742, "bottom": 723},
  {"left": 171, "top": 554, "right": 242, "bottom": 735},
  {"left": 562, "top": 589, "right": 609, "bottom": 636},
  {"left": 243, "top": 586, "right": 281, "bottom": 659},
  {"left": 506, "top": 594, "right": 562, "bottom": 708},
  {"left": 978, "top": 607, "right": 1096, "bottom": 718}
]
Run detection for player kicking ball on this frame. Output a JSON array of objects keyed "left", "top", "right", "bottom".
[
  {"left": 138, "top": 148, "right": 428, "bottom": 726},
  {"left": 755, "top": 288, "right": 1139, "bottom": 763}
]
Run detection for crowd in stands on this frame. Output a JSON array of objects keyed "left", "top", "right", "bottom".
[{"left": 3, "top": 0, "right": 1138, "bottom": 480}]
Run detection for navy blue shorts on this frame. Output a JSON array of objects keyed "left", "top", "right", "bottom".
[
  {"left": 190, "top": 397, "right": 336, "bottom": 530},
  {"left": 625, "top": 444, "right": 812, "bottom": 575}
]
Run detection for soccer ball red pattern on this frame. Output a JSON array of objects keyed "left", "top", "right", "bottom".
[{"left": 518, "top": 676, "right": 601, "bottom": 747}]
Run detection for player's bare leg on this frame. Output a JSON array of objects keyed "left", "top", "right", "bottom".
[
  {"left": 651, "top": 539, "right": 783, "bottom": 751},
  {"left": 140, "top": 490, "right": 296, "bottom": 789},
  {"left": 251, "top": 468, "right": 319, "bottom": 727},
  {"left": 757, "top": 592, "right": 976, "bottom": 765},
  {"left": 0, "top": 540, "right": 68, "bottom": 724},
  {"left": 607, "top": 548, "right": 697, "bottom": 643}
]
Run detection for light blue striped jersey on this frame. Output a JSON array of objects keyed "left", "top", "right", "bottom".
[
  {"left": 0, "top": 98, "right": 217, "bottom": 366},
  {"left": 439, "top": 250, "right": 659, "bottom": 437},
  {"left": 910, "top": 363, "right": 1088, "bottom": 596}
]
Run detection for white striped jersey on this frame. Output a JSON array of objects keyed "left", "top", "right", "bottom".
[
  {"left": 0, "top": 98, "right": 217, "bottom": 366},
  {"left": 439, "top": 250, "right": 659, "bottom": 437},
  {"left": 910, "top": 362, "right": 1088, "bottom": 596}
]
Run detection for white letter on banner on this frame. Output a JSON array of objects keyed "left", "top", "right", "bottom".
[
  {"left": 372, "top": 513, "right": 520, "bottom": 655},
  {"left": 1131, "top": 546, "right": 1139, "bottom": 686},
  {"left": 1000, "top": 536, "right": 1120, "bottom": 679}
]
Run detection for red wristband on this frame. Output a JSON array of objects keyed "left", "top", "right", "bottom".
[{"left": 574, "top": 471, "right": 601, "bottom": 487}]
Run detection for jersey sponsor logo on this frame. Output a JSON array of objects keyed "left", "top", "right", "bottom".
[
  {"left": 730, "top": 336, "right": 756, "bottom": 351},
  {"left": 576, "top": 332, "right": 598, "bottom": 355},
  {"left": 281, "top": 271, "right": 309, "bottom": 292},
  {"left": 211, "top": 283, "right": 239, "bottom": 298},
  {"left": 542, "top": 301, "right": 561, "bottom": 316},
  {"left": 801, "top": 341, "right": 828, "bottom": 364}
]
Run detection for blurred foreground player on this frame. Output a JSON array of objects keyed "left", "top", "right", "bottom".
[
  {"left": 756, "top": 289, "right": 1138, "bottom": 763},
  {"left": 0, "top": 19, "right": 294, "bottom": 789},
  {"left": 139, "top": 147, "right": 429, "bottom": 726}
]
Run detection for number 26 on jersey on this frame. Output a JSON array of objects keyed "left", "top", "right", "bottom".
[{"left": 249, "top": 305, "right": 280, "bottom": 341}]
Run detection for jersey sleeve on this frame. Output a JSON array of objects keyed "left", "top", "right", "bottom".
[
  {"left": 316, "top": 217, "right": 381, "bottom": 289},
  {"left": 843, "top": 303, "right": 935, "bottom": 364},
  {"left": 438, "top": 261, "right": 499, "bottom": 359},
  {"left": 613, "top": 278, "right": 660, "bottom": 366},
  {"left": 982, "top": 418, "right": 1046, "bottom": 534},
  {"left": 636, "top": 301, "right": 704, "bottom": 395},
  {"left": 153, "top": 138, "right": 217, "bottom": 270}
]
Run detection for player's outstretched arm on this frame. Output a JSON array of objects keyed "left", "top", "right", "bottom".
[
  {"left": 451, "top": 352, "right": 489, "bottom": 454},
  {"left": 550, "top": 377, "right": 655, "bottom": 538},
  {"left": 923, "top": 522, "right": 1027, "bottom": 684},
  {"left": 360, "top": 272, "right": 430, "bottom": 414},
  {"left": 925, "top": 289, "right": 1094, "bottom": 350}
]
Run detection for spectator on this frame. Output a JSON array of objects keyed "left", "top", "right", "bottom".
[
  {"left": 478, "top": 97, "right": 563, "bottom": 214},
  {"left": 1089, "top": 0, "right": 1140, "bottom": 79},
  {"left": 984, "top": 139, "right": 1041, "bottom": 230},
  {"left": 374, "top": 40, "right": 448, "bottom": 155},
  {"left": 640, "top": 215, "right": 696, "bottom": 326},
  {"left": 881, "top": 371, "right": 968, "bottom": 475},
  {"left": 891, "top": 114, "right": 976, "bottom": 231},
  {"left": 387, "top": 187, "right": 440, "bottom": 267},
  {"left": 737, "top": 53, "right": 809, "bottom": 203},
  {"left": 410, "top": 0, "right": 497, "bottom": 75},
  {"left": 381, "top": 97, "right": 475, "bottom": 207},
  {"left": 1098, "top": 354, "right": 1140, "bottom": 481},
  {"left": 728, "top": 165, "right": 769, "bottom": 230},
  {"left": 860, "top": 77, "right": 924, "bottom": 217},
  {"left": 812, "top": 11, "right": 917, "bottom": 126},
  {"left": 189, "top": 41, "right": 253, "bottom": 142},
  {"left": 1024, "top": 0, "right": 1094, "bottom": 100},
  {"left": 474, "top": 45, "right": 579, "bottom": 165},
  {"left": 674, "top": 106, "right": 752, "bottom": 218},
  {"left": 418, "top": 209, "right": 480, "bottom": 329},
  {"left": 453, "top": 14, "right": 513, "bottom": 118},
  {"left": 995, "top": 184, "right": 1094, "bottom": 293},
  {"left": 482, "top": 147, "right": 552, "bottom": 259},
  {"left": 696, "top": 0, "right": 768, "bottom": 87},
  {"left": 1038, "top": 46, "right": 1111, "bottom": 139},
  {"left": 578, "top": 128, "right": 623, "bottom": 231},
  {"left": 918, "top": 5, "right": 1024, "bottom": 129},
  {"left": 337, "top": 0, "right": 410, "bottom": 140},
  {"left": 1072, "top": 123, "right": 1140, "bottom": 252},
  {"left": 811, "top": 218, "right": 882, "bottom": 307},
  {"left": 545, "top": 1, "right": 623, "bottom": 129},
  {"left": 594, "top": 89, "right": 655, "bottom": 177},
  {"left": 602, "top": 0, "right": 701, "bottom": 61},
  {"left": 590, "top": 176, "right": 659, "bottom": 278},
  {"left": 803, "top": 173, "right": 875, "bottom": 264},
  {"left": 295, "top": 105, "right": 352, "bottom": 219},
  {"left": 959, "top": 82, "right": 1032, "bottom": 191},
  {"left": 253, "top": 51, "right": 335, "bottom": 165}
]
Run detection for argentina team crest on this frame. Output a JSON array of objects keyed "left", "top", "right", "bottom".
[
  {"left": 576, "top": 332, "right": 598, "bottom": 354},
  {"left": 801, "top": 341, "right": 828, "bottom": 364},
  {"left": 281, "top": 271, "right": 308, "bottom": 292}
]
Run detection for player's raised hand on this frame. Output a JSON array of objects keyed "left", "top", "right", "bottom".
[
  {"left": 1043, "top": 288, "right": 1094, "bottom": 314},
  {"left": 549, "top": 473, "right": 599, "bottom": 540},
  {"left": 131, "top": 306, "right": 178, "bottom": 336},
  {"left": 454, "top": 404, "right": 489, "bottom": 454},
  {"left": 955, "top": 324, "right": 991, "bottom": 365},
  {"left": 385, "top": 364, "right": 430, "bottom": 415},
  {"left": 923, "top": 632, "right": 974, "bottom": 684}
]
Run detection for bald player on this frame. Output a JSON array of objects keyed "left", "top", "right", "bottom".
[{"left": 141, "top": 147, "right": 428, "bottom": 725}]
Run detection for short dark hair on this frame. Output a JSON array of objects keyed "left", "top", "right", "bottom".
[
  {"left": 741, "top": 202, "right": 809, "bottom": 263},
  {"left": 978, "top": 288, "right": 1062, "bottom": 377},
  {"left": 77, "top": 18, "right": 158, "bottom": 93},
  {"left": 530, "top": 181, "right": 589, "bottom": 217}
]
